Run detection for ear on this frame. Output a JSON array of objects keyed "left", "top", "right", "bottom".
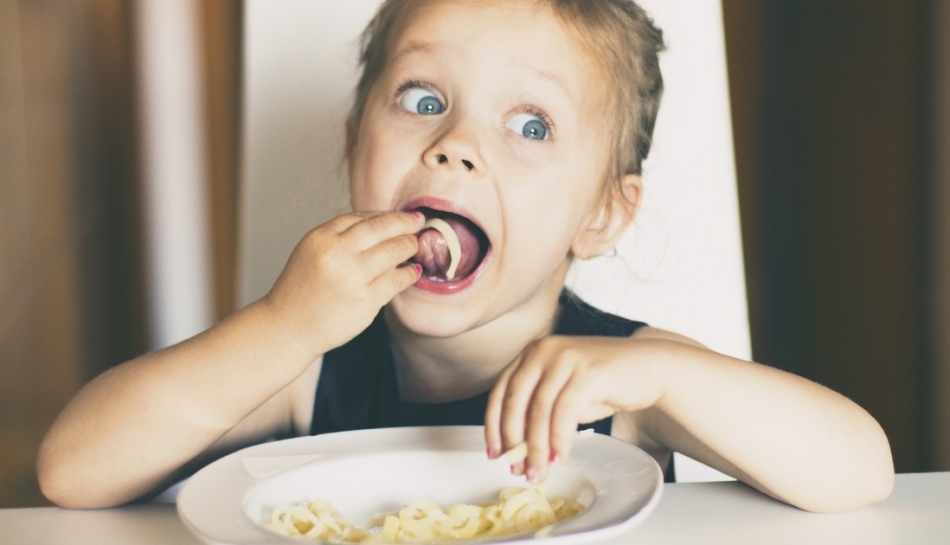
[{"left": 571, "top": 174, "right": 642, "bottom": 259}]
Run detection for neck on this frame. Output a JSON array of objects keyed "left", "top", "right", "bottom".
[{"left": 386, "top": 262, "right": 570, "bottom": 403}]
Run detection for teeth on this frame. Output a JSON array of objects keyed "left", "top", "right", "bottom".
[{"left": 423, "top": 218, "right": 461, "bottom": 280}]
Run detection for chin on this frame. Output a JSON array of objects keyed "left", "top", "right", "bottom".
[{"left": 387, "top": 294, "right": 486, "bottom": 338}]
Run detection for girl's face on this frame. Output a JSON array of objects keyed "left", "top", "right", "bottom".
[{"left": 348, "top": 0, "right": 620, "bottom": 336}]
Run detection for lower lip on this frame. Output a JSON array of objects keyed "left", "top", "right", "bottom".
[{"left": 412, "top": 252, "right": 489, "bottom": 295}]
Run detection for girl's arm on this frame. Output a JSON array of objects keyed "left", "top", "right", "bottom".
[
  {"left": 37, "top": 301, "right": 310, "bottom": 509},
  {"left": 485, "top": 328, "right": 894, "bottom": 513},
  {"left": 37, "top": 211, "right": 424, "bottom": 508}
]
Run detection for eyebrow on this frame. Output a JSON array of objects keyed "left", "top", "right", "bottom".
[
  {"left": 389, "top": 40, "right": 441, "bottom": 66},
  {"left": 519, "top": 64, "right": 576, "bottom": 105},
  {"left": 390, "top": 40, "right": 575, "bottom": 105}
]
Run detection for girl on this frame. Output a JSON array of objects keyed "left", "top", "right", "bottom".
[{"left": 37, "top": 0, "right": 894, "bottom": 513}]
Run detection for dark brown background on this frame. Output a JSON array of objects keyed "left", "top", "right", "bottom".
[{"left": 0, "top": 0, "right": 942, "bottom": 507}]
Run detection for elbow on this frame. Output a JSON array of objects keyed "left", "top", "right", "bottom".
[
  {"left": 850, "top": 445, "right": 896, "bottom": 509},
  {"left": 864, "top": 440, "right": 897, "bottom": 506},
  {"left": 796, "top": 466, "right": 894, "bottom": 514},
  {"left": 812, "top": 466, "right": 894, "bottom": 513},
  {"left": 796, "top": 430, "right": 896, "bottom": 513},
  {"left": 36, "top": 437, "right": 120, "bottom": 509},
  {"left": 36, "top": 442, "right": 88, "bottom": 509},
  {"left": 37, "top": 462, "right": 123, "bottom": 510},
  {"left": 866, "top": 464, "right": 896, "bottom": 505},
  {"left": 762, "top": 415, "right": 895, "bottom": 513},
  {"left": 37, "top": 474, "right": 81, "bottom": 510},
  {"left": 843, "top": 422, "right": 897, "bottom": 510},
  {"left": 36, "top": 452, "right": 79, "bottom": 509}
]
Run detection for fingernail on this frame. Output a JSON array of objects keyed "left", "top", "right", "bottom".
[
  {"left": 412, "top": 211, "right": 425, "bottom": 221},
  {"left": 487, "top": 447, "right": 494, "bottom": 459},
  {"left": 526, "top": 467, "right": 538, "bottom": 484},
  {"left": 412, "top": 264, "right": 422, "bottom": 274},
  {"left": 549, "top": 451, "right": 560, "bottom": 463},
  {"left": 510, "top": 464, "right": 516, "bottom": 474}
]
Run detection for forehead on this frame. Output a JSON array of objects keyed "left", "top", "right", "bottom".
[{"left": 388, "top": 0, "right": 604, "bottom": 106}]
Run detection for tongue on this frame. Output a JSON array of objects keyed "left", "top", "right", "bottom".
[{"left": 414, "top": 217, "right": 481, "bottom": 281}]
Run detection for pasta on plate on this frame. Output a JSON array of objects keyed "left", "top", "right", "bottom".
[{"left": 262, "top": 485, "right": 586, "bottom": 543}]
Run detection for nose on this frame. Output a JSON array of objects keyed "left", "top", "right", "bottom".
[{"left": 422, "top": 118, "right": 485, "bottom": 174}]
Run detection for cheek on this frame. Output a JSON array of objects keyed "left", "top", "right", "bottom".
[
  {"left": 348, "top": 129, "right": 404, "bottom": 211},
  {"left": 347, "top": 160, "right": 374, "bottom": 212},
  {"left": 348, "top": 157, "right": 377, "bottom": 211},
  {"left": 503, "top": 161, "right": 604, "bottom": 269},
  {"left": 504, "top": 185, "right": 588, "bottom": 265},
  {"left": 514, "top": 164, "right": 598, "bottom": 231}
]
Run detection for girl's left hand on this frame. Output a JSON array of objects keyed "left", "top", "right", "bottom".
[{"left": 484, "top": 335, "right": 664, "bottom": 484}]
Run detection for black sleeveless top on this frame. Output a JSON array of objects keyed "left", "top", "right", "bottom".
[{"left": 311, "top": 291, "right": 675, "bottom": 481}]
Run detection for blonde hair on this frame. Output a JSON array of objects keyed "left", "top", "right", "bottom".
[{"left": 350, "top": 0, "right": 665, "bottom": 182}]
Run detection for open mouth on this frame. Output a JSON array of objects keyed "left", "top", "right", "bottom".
[{"left": 410, "top": 207, "right": 490, "bottom": 283}]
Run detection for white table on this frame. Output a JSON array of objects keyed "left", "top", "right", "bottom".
[{"left": 2, "top": 473, "right": 948, "bottom": 544}]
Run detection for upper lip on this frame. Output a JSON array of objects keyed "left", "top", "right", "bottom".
[{"left": 400, "top": 196, "right": 489, "bottom": 241}]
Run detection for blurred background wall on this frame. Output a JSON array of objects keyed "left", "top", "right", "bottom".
[
  {"left": 0, "top": 0, "right": 947, "bottom": 507},
  {"left": 724, "top": 1, "right": 934, "bottom": 476},
  {"left": 0, "top": 0, "right": 241, "bottom": 507}
]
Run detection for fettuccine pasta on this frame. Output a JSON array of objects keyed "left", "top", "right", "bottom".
[{"left": 262, "top": 486, "right": 585, "bottom": 543}]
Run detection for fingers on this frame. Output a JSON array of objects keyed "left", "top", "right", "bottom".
[
  {"left": 548, "top": 376, "right": 585, "bottom": 465},
  {"left": 487, "top": 340, "right": 575, "bottom": 484},
  {"left": 323, "top": 211, "right": 380, "bottom": 233},
  {"left": 486, "top": 338, "right": 616, "bottom": 486},
  {"left": 525, "top": 362, "right": 577, "bottom": 483},
  {"left": 361, "top": 233, "right": 420, "bottom": 275},
  {"left": 337, "top": 211, "right": 424, "bottom": 298},
  {"left": 368, "top": 262, "right": 422, "bottom": 300},
  {"left": 340, "top": 210, "right": 425, "bottom": 251},
  {"left": 497, "top": 356, "right": 542, "bottom": 471},
  {"left": 270, "top": 210, "right": 425, "bottom": 356},
  {"left": 485, "top": 356, "right": 521, "bottom": 460}
]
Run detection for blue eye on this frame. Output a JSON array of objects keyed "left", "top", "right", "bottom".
[
  {"left": 399, "top": 87, "right": 445, "bottom": 115},
  {"left": 505, "top": 113, "right": 549, "bottom": 141}
]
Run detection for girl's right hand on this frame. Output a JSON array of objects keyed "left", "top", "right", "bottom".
[{"left": 262, "top": 210, "right": 425, "bottom": 359}]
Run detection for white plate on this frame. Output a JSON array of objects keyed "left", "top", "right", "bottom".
[{"left": 177, "top": 426, "right": 662, "bottom": 544}]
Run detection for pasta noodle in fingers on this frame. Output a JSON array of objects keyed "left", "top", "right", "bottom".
[{"left": 262, "top": 485, "right": 585, "bottom": 543}]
